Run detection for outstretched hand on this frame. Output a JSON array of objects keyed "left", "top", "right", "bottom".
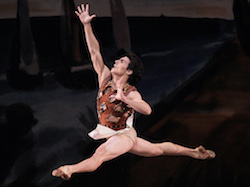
[{"left": 75, "top": 4, "right": 96, "bottom": 24}]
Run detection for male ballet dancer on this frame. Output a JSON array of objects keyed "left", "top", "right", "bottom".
[{"left": 52, "top": 4, "right": 215, "bottom": 180}]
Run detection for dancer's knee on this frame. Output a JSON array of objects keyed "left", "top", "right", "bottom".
[{"left": 151, "top": 144, "right": 164, "bottom": 156}]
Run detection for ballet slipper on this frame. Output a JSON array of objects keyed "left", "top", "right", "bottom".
[
  {"left": 52, "top": 168, "right": 71, "bottom": 181},
  {"left": 206, "top": 149, "right": 216, "bottom": 159},
  {"left": 197, "top": 145, "right": 216, "bottom": 160}
]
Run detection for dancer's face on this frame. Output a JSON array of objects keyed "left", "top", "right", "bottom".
[{"left": 111, "top": 56, "right": 132, "bottom": 76}]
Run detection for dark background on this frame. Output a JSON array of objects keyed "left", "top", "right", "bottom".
[{"left": 0, "top": 0, "right": 250, "bottom": 187}]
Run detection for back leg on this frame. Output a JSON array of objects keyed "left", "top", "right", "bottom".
[{"left": 130, "top": 137, "right": 215, "bottom": 159}]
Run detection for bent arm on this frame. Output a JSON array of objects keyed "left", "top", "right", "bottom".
[
  {"left": 115, "top": 81, "right": 151, "bottom": 115},
  {"left": 75, "top": 4, "right": 110, "bottom": 87},
  {"left": 120, "top": 90, "right": 152, "bottom": 115},
  {"left": 126, "top": 91, "right": 152, "bottom": 115}
]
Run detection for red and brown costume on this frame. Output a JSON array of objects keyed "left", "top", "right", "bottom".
[{"left": 97, "top": 76, "right": 137, "bottom": 131}]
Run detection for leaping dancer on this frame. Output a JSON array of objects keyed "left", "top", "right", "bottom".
[{"left": 52, "top": 4, "right": 215, "bottom": 180}]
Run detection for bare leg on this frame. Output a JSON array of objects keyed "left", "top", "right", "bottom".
[
  {"left": 130, "top": 137, "right": 216, "bottom": 159},
  {"left": 52, "top": 134, "right": 134, "bottom": 180}
]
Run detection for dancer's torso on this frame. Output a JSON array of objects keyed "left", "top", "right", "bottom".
[{"left": 97, "top": 76, "right": 136, "bottom": 130}]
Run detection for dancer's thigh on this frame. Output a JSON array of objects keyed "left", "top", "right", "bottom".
[
  {"left": 98, "top": 133, "right": 134, "bottom": 162},
  {"left": 129, "top": 137, "right": 163, "bottom": 157},
  {"left": 122, "top": 127, "right": 137, "bottom": 144}
]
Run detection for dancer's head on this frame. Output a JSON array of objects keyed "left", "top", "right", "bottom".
[
  {"left": 123, "top": 52, "right": 144, "bottom": 85},
  {"left": 111, "top": 51, "right": 144, "bottom": 85}
]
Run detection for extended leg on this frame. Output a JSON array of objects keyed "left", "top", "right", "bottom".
[
  {"left": 130, "top": 137, "right": 215, "bottom": 159},
  {"left": 52, "top": 134, "right": 134, "bottom": 180}
]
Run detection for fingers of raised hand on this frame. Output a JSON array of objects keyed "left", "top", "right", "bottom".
[
  {"left": 75, "top": 6, "right": 82, "bottom": 16},
  {"left": 76, "top": 4, "right": 88, "bottom": 14},
  {"left": 85, "top": 4, "right": 89, "bottom": 12},
  {"left": 77, "top": 5, "right": 82, "bottom": 13},
  {"left": 81, "top": 4, "right": 86, "bottom": 12}
]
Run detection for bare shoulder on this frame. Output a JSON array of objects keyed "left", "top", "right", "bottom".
[{"left": 127, "top": 90, "right": 142, "bottom": 100}]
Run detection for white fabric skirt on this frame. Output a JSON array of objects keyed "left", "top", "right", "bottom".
[{"left": 88, "top": 114, "right": 134, "bottom": 140}]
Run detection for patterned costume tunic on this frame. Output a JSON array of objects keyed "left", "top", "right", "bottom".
[{"left": 88, "top": 76, "right": 137, "bottom": 140}]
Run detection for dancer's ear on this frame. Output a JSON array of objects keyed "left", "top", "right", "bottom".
[{"left": 126, "top": 69, "right": 133, "bottom": 76}]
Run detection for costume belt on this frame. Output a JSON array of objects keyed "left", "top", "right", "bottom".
[{"left": 100, "top": 123, "right": 126, "bottom": 131}]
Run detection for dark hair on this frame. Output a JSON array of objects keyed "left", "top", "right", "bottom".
[{"left": 124, "top": 52, "right": 144, "bottom": 85}]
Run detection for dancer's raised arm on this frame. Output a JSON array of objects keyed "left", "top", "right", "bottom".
[{"left": 75, "top": 4, "right": 110, "bottom": 87}]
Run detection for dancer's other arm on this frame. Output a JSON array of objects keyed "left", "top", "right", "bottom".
[{"left": 116, "top": 81, "right": 152, "bottom": 115}]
